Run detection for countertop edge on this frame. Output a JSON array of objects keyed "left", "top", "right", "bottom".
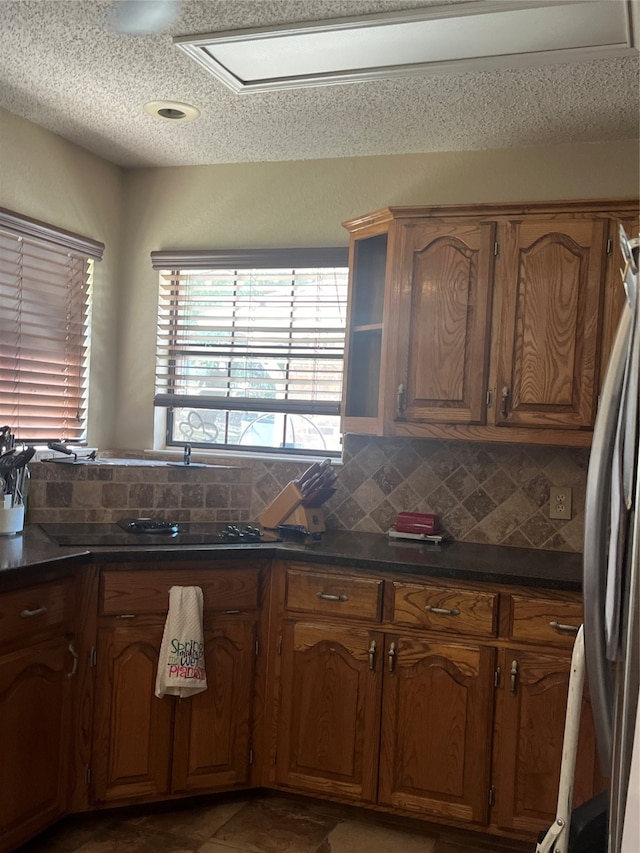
[{"left": 0, "top": 526, "right": 584, "bottom": 591}]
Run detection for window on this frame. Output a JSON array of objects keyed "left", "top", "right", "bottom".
[
  {"left": 0, "top": 208, "right": 104, "bottom": 443},
  {"left": 152, "top": 248, "right": 349, "bottom": 456}
]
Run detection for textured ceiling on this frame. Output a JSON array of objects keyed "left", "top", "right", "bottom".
[{"left": 0, "top": 0, "right": 638, "bottom": 168}]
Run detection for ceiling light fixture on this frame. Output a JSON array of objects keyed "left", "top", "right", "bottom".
[
  {"left": 173, "top": 0, "right": 637, "bottom": 94},
  {"left": 143, "top": 101, "right": 201, "bottom": 122}
]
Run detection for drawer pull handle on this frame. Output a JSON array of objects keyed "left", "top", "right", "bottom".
[
  {"left": 510, "top": 659, "right": 519, "bottom": 695},
  {"left": 368, "top": 639, "right": 377, "bottom": 671},
  {"left": 549, "top": 621, "right": 580, "bottom": 635},
  {"left": 20, "top": 606, "right": 47, "bottom": 618},
  {"left": 316, "top": 592, "right": 349, "bottom": 602},
  {"left": 116, "top": 614, "right": 137, "bottom": 620},
  {"left": 388, "top": 641, "right": 397, "bottom": 674},
  {"left": 425, "top": 605, "right": 460, "bottom": 617},
  {"left": 222, "top": 609, "right": 241, "bottom": 615},
  {"left": 67, "top": 641, "right": 79, "bottom": 679}
]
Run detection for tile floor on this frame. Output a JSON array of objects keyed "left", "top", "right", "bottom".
[{"left": 16, "top": 792, "right": 534, "bottom": 853}]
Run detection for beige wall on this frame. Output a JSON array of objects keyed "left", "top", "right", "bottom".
[
  {"left": 0, "top": 107, "right": 125, "bottom": 448},
  {"left": 0, "top": 105, "right": 638, "bottom": 452},
  {"left": 119, "top": 140, "right": 639, "bottom": 449}
]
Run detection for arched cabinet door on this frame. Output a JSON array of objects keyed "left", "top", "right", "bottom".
[
  {"left": 173, "top": 618, "right": 257, "bottom": 793},
  {"left": 494, "top": 218, "right": 608, "bottom": 430},
  {"left": 276, "top": 621, "right": 384, "bottom": 803},
  {"left": 92, "top": 616, "right": 173, "bottom": 804},
  {"left": 0, "top": 635, "right": 74, "bottom": 851},
  {"left": 492, "top": 647, "right": 605, "bottom": 836},
  {"left": 391, "top": 219, "right": 496, "bottom": 427},
  {"left": 378, "top": 635, "right": 495, "bottom": 826}
]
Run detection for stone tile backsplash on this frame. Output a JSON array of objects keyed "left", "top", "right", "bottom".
[{"left": 27, "top": 436, "right": 589, "bottom": 552}]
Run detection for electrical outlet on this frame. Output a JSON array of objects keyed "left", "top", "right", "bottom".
[{"left": 549, "top": 486, "right": 572, "bottom": 519}]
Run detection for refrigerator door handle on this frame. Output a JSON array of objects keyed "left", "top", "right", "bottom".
[{"left": 584, "top": 299, "right": 633, "bottom": 773}]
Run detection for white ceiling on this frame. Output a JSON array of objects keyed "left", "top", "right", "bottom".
[{"left": 0, "top": 0, "right": 638, "bottom": 168}]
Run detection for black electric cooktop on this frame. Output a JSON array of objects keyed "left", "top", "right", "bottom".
[{"left": 40, "top": 519, "right": 281, "bottom": 547}]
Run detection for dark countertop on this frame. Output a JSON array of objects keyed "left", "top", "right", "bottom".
[{"left": 0, "top": 524, "right": 583, "bottom": 591}]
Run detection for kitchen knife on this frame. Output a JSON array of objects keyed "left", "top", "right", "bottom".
[{"left": 295, "top": 462, "right": 321, "bottom": 492}]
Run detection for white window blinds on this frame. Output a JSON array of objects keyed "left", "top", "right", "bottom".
[
  {"left": 152, "top": 248, "right": 348, "bottom": 455},
  {"left": 0, "top": 208, "right": 104, "bottom": 443}
]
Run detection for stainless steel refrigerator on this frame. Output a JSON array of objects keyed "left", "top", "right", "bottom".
[{"left": 584, "top": 224, "right": 639, "bottom": 852}]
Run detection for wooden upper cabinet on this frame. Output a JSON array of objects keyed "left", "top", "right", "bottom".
[
  {"left": 342, "top": 201, "right": 638, "bottom": 445},
  {"left": 392, "top": 220, "right": 495, "bottom": 426},
  {"left": 494, "top": 218, "right": 607, "bottom": 430}
]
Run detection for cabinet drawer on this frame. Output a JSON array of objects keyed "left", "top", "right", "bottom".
[
  {"left": 509, "top": 594, "right": 583, "bottom": 648},
  {"left": 285, "top": 568, "right": 383, "bottom": 622},
  {"left": 100, "top": 568, "right": 259, "bottom": 616},
  {"left": 0, "top": 580, "right": 74, "bottom": 645},
  {"left": 392, "top": 582, "right": 497, "bottom": 638}
]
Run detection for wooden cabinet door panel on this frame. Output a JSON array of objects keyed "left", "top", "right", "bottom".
[
  {"left": 379, "top": 636, "right": 495, "bottom": 825},
  {"left": 173, "top": 620, "right": 256, "bottom": 793},
  {"left": 393, "top": 220, "right": 496, "bottom": 426},
  {"left": 93, "top": 617, "right": 173, "bottom": 804},
  {"left": 276, "top": 621, "right": 383, "bottom": 802},
  {"left": 493, "top": 648, "right": 603, "bottom": 836},
  {"left": 0, "top": 637, "right": 72, "bottom": 852},
  {"left": 495, "top": 219, "right": 607, "bottom": 429}
]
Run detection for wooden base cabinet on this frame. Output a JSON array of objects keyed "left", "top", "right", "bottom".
[
  {"left": 0, "top": 577, "right": 76, "bottom": 853},
  {"left": 91, "top": 566, "right": 261, "bottom": 806},
  {"left": 269, "top": 563, "right": 604, "bottom": 844}
]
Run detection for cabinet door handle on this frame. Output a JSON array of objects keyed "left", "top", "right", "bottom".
[
  {"left": 397, "top": 383, "right": 405, "bottom": 416},
  {"left": 368, "top": 639, "right": 377, "bottom": 671},
  {"left": 549, "top": 620, "right": 580, "bottom": 635},
  {"left": 67, "top": 641, "right": 79, "bottom": 679},
  {"left": 510, "top": 659, "right": 519, "bottom": 695},
  {"left": 424, "top": 605, "right": 460, "bottom": 617},
  {"left": 501, "top": 386, "right": 510, "bottom": 419},
  {"left": 388, "top": 641, "right": 397, "bottom": 673},
  {"left": 316, "top": 592, "right": 349, "bottom": 602},
  {"left": 20, "top": 606, "right": 47, "bottom": 618}
]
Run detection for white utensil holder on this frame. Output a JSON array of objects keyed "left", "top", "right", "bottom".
[{"left": 0, "top": 505, "right": 25, "bottom": 535}]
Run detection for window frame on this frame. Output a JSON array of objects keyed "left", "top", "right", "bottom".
[{"left": 151, "top": 247, "right": 349, "bottom": 458}]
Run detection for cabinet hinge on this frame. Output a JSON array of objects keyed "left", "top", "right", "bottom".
[
  {"left": 494, "top": 241, "right": 500, "bottom": 257},
  {"left": 486, "top": 389, "right": 493, "bottom": 407},
  {"left": 272, "top": 747, "right": 278, "bottom": 764},
  {"left": 277, "top": 635, "right": 282, "bottom": 656},
  {"left": 494, "top": 666, "right": 501, "bottom": 688},
  {"left": 489, "top": 785, "right": 496, "bottom": 806},
  {"left": 249, "top": 746, "right": 254, "bottom": 766},
  {"left": 85, "top": 764, "right": 91, "bottom": 785},
  {"left": 90, "top": 646, "right": 97, "bottom": 668},
  {"left": 255, "top": 638, "right": 260, "bottom": 656},
  {"left": 606, "top": 237, "right": 613, "bottom": 255}
]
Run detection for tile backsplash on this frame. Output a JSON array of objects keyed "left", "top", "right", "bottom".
[{"left": 27, "top": 435, "right": 589, "bottom": 552}]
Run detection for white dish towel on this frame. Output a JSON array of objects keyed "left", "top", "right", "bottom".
[{"left": 155, "top": 586, "right": 208, "bottom": 699}]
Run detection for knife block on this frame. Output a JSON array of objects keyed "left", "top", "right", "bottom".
[
  {"left": 257, "top": 478, "right": 330, "bottom": 532},
  {"left": 257, "top": 481, "right": 304, "bottom": 529}
]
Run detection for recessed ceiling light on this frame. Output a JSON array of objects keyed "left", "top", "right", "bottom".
[
  {"left": 174, "top": 0, "right": 636, "bottom": 93},
  {"left": 143, "top": 101, "right": 201, "bottom": 122}
]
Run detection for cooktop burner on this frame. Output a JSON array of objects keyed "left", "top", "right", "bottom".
[{"left": 40, "top": 520, "right": 280, "bottom": 547}]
